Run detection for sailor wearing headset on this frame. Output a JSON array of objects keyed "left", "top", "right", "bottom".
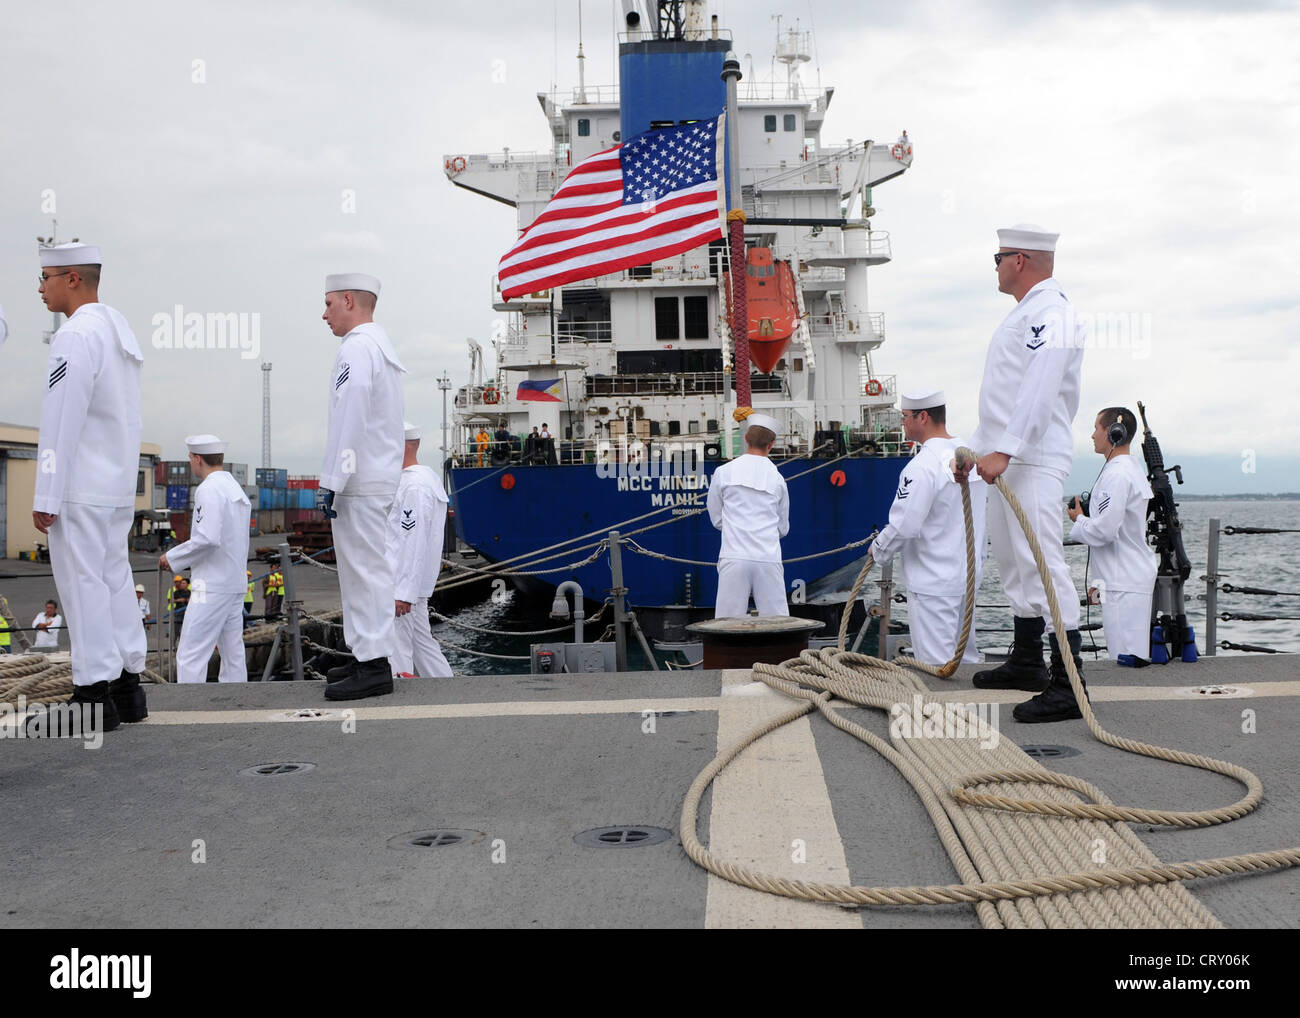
[{"left": 1067, "top": 407, "right": 1157, "bottom": 664}]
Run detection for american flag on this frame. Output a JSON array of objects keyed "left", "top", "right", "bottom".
[{"left": 498, "top": 114, "right": 726, "bottom": 300}]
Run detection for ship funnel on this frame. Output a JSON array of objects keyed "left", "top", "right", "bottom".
[{"left": 622, "top": 0, "right": 642, "bottom": 40}]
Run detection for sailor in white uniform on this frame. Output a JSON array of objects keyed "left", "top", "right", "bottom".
[
  {"left": 965, "top": 224, "right": 1086, "bottom": 723},
  {"left": 32, "top": 243, "right": 147, "bottom": 730},
  {"left": 161, "top": 435, "right": 252, "bottom": 683},
  {"left": 869, "top": 390, "right": 986, "bottom": 666},
  {"left": 706, "top": 413, "right": 790, "bottom": 617},
  {"left": 318, "top": 273, "right": 407, "bottom": 700},
  {"left": 387, "top": 423, "right": 454, "bottom": 678},
  {"left": 1068, "top": 408, "right": 1157, "bottom": 662}
]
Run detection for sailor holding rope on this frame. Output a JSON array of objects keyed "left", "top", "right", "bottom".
[
  {"left": 707, "top": 412, "right": 790, "bottom": 617},
  {"left": 869, "top": 390, "right": 986, "bottom": 666},
  {"left": 962, "top": 224, "right": 1087, "bottom": 723},
  {"left": 318, "top": 273, "right": 407, "bottom": 700}
]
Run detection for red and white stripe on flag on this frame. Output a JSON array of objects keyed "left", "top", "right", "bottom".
[{"left": 497, "top": 113, "right": 727, "bottom": 300}]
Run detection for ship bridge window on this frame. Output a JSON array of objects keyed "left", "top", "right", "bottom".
[
  {"left": 784, "top": 114, "right": 797, "bottom": 132},
  {"left": 656, "top": 295, "right": 712, "bottom": 341},
  {"left": 764, "top": 115, "right": 777, "bottom": 133},
  {"left": 683, "top": 296, "right": 708, "bottom": 339},
  {"left": 654, "top": 297, "right": 679, "bottom": 341},
  {"left": 577, "top": 118, "right": 591, "bottom": 137}
]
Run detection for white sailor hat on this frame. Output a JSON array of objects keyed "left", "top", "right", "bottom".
[
  {"left": 404, "top": 422, "right": 422, "bottom": 440},
  {"left": 744, "top": 412, "right": 779, "bottom": 432},
  {"left": 901, "top": 389, "right": 945, "bottom": 410},
  {"left": 39, "top": 242, "right": 102, "bottom": 267},
  {"left": 184, "top": 434, "right": 227, "bottom": 455},
  {"left": 325, "top": 273, "right": 381, "bottom": 297},
  {"left": 996, "top": 223, "right": 1058, "bottom": 252}
]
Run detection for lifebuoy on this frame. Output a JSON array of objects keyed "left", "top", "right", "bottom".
[
  {"left": 865, "top": 379, "right": 884, "bottom": 396},
  {"left": 482, "top": 385, "right": 499, "bottom": 404},
  {"left": 451, "top": 156, "right": 467, "bottom": 173}
]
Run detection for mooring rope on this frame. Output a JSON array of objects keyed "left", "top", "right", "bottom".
[{"left": 679, "top": 448, "right": 1300, "bottom": 927}]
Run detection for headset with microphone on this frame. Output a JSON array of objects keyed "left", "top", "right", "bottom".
[{"left": 1107, "top": 419, "right": 1128, "bottom": 448}]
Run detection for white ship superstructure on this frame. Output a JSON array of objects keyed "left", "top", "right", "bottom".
[{"left": 444, "top": 10, "right": 913, "bottom": 466}]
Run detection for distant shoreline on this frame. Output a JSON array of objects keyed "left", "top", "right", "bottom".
[{"left": 1174, "top": 493, "right": 1300, "bottom": 501}]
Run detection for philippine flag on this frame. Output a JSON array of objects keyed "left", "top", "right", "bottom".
[{"left": 516, "top": 378, "right": 563, "bottom": 403}]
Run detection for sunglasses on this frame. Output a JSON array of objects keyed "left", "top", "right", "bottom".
[{"left": 993, "top": 251, "right": 1026, "bottom": 267}]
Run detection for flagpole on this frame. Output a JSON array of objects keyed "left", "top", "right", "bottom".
[{"left": 721, "top": 52, "right": 751, "bottom": 424}]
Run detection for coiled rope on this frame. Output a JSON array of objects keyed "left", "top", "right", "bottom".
[{"left": 680, "top": 448, "right": 1300, "bottom": 927}]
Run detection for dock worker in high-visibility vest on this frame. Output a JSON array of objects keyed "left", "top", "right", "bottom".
[
  {"left": 160, "top": 434, "right": 252, "bottom": 683},
  {"left": 318, "top": 272, "right": 406, "bottom": 701},
  {"left": 0, "top": 614, "right": 10, "bottom": 654},
  {"left": 263, "top": 567, "right": 283, "bottom": 619},
  {"left": 706, "top": 412, "right": 790, "bottom": 618},
  {"left": 475, "top": 427, "right": 491, "bottom": 467},
  {"left": 244, "top": 570, "right": 255, "bottom": 624}
]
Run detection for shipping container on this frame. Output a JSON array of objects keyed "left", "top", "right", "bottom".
[
  {"left": 258, "top": 487, "right": 274, "bottom": 510},
  {"left": 272, "top": 489, "right": 287, "bottom": 509},
  {"left": 255, "top": 468, "right": 288, "bottom": 488},
  {"left": 166, "top": 485, "right": 190, "bottom": 510},
  {"left": 248, "top": 513, "right": 258, "bottom": 532},
  {"left": 151, "top": 484, "right": 167, "bottom": 510},
  {"left": 285, "top": 508, "right": 323, "bottom": 527},
  {"left": 287, "top": 477, "right": 320, "bottom": 490},
  {"left": 258, "top": 509, "right": 286, "bottom": 534},
  {"left": 297, "top": 489, "right": 315, "bottom": 509},
  {"left": 154, "top": 462, "right": 167, "bottom": 485},
  {"left": 227, "top": 462, "right": 249, "bottom": 485}
]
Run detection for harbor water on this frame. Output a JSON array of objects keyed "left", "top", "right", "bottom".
[{"left": 436, "top": 498, "right": 1300, "bottom": 675}]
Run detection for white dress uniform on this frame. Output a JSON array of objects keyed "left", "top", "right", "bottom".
[
  {"left": 971, "top": 267, "right": 1084, "bottom": 633},
  {"left": 166, "top": 454, "right": 252, "bottom": 683},
  {"left": 706, "top": 440, "right": 790, "bottom": 618},
  {"left": 1069, "top": 453, "right": 1157, "bottom": 659},
  {"left": 871, "top": 434, "right": 987, "bottom": 665},
  {"left": 386, "top": 461, "right": 453, "bottom": 678},
  {"left": 321, "top": 291, "right": 407, "bottom": 665},
  {"left": 0, "top": 302, "right": 7, "bottom": 350},
  {"left": 34, "top": 252, "right": 147, "bottom": 688}
]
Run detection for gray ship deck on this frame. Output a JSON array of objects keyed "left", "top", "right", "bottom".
[{"left": 3, "top": 653, "right": 1297, "bottom": 929}]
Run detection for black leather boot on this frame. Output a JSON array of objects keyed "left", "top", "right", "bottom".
[
  {"left": 109, "top": 669, "right": 148, "bottom": 723},
  {"left": 27, "top": 681, "right": 120, "bottom": 735},
  {"left": 324, "top": 661, "right": 357, "bottom": 683},
  {"left": 1013, "top": 630, "right": 1089, "bottom": 723},
  {"left": 324, "top": 657, "right": 394, "bottom": 701},
  {"left": 973, "top": 616, "right": 1048, "bottom": 691}
]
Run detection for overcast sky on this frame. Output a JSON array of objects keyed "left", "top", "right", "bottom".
[{"left": 1, "top": 0, "right": 1296, "bottom": 494}]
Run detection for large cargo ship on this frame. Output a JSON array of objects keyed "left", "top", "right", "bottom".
[{"left": 442, "top": 1, "right": 916, "bottom": 639}]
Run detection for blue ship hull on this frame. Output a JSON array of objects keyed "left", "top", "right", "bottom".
[{"left": 448, "top": 455, "right": 908, "bottom": 613}]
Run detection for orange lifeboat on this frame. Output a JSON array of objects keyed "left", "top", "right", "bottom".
[{"left": 724, "top": 247, "right": 800, "bottom": 374}]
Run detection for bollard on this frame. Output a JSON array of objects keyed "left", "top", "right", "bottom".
[{"left": 686, "top": 616, "right": 824, "bottom": 669}]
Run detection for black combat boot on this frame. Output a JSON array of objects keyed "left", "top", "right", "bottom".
[
  {"left": 324, "top": 657, "right": 394, "bottom": 701},
  {"left": 108, "top": 669, "right": 148, "bottom": 723},
  {"left": 1013, "top": 630, "right": 1089, "bottom": 724},
  {"left": 27, "top": 681, "right": 120, "bottom": 736},
  {"left": 324, "top": 661, "right": 357, "bottom": 684},
  {"left": 973, "top": 616, "right": 1049, "bottom": 691}
]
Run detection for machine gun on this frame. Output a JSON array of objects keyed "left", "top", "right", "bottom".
[{"left": 1137, "top": 401, "right": 1194, "bottom": 661}]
